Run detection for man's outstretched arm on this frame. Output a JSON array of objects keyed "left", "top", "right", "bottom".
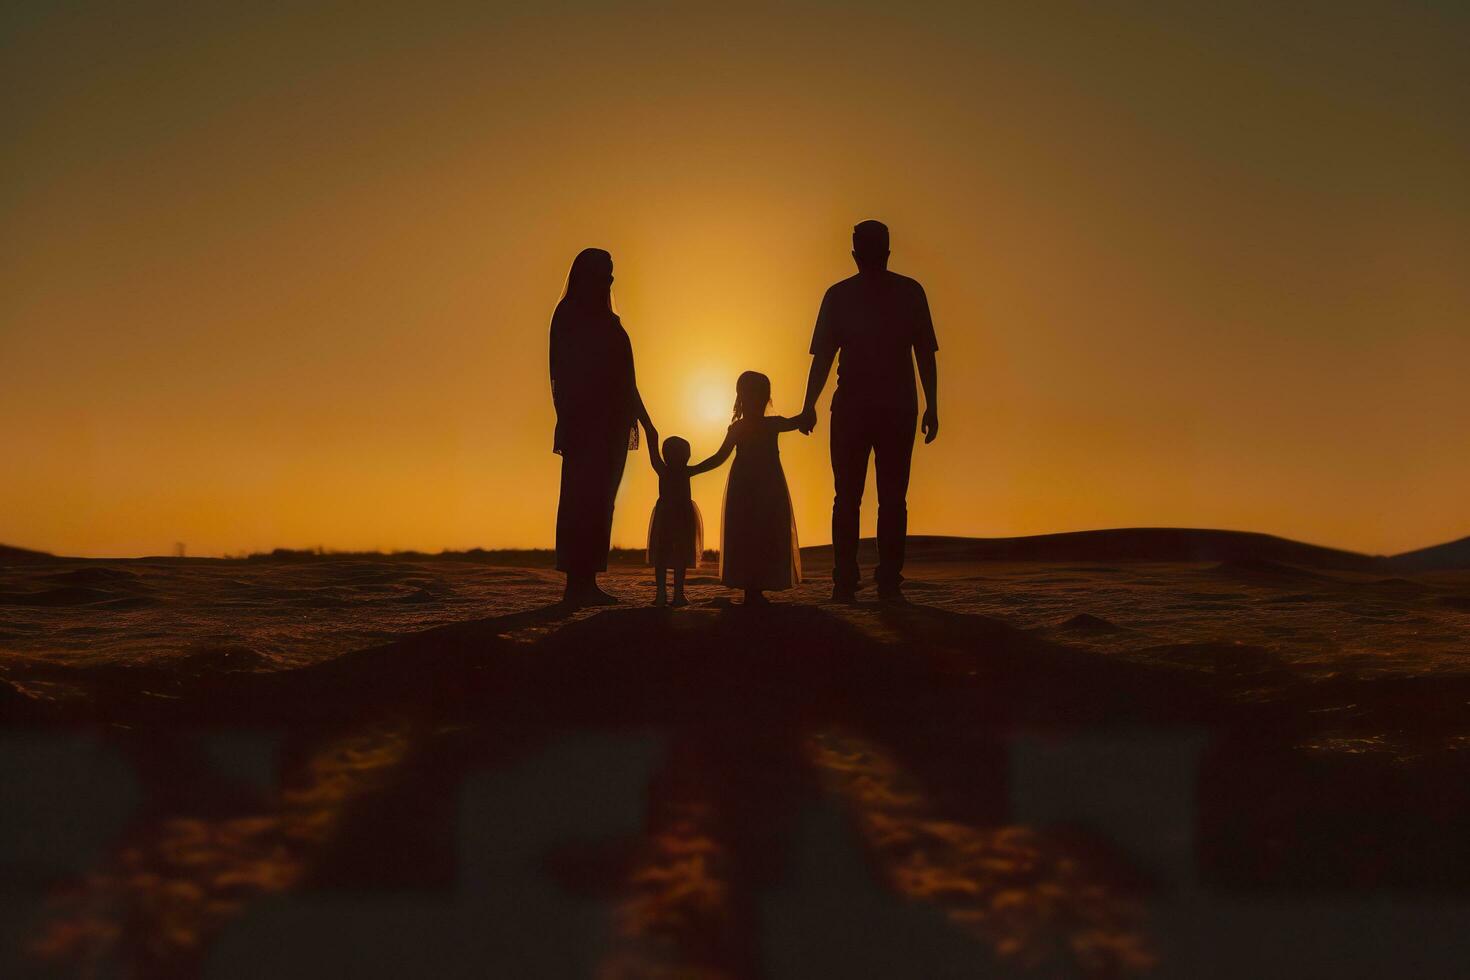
[
  {"left": 798, "top": 347, "right": 836, "bottom": 433},
  {"left": 916, "top": 345, "right": 939, "bottom": 444}
]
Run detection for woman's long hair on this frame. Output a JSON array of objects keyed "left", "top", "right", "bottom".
[
  {"left": 549, "top": 247, "right": 617, "bottom": 409},
  {"left": 549, "top": 248, "right": 638, "bottom": 453},
  {"left": 553, "top": 247, "right": 616, "bottom": 320},
  {"left": 732, "top": 371, "right": 772, "bottom": 422}
]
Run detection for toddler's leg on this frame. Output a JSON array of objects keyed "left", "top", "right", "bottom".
[
  {"left": 654, "top": 567, "right": 668, "bottom": 606},
  {"left": 671, "top": 566, "right": 688, "bottom": 607}
]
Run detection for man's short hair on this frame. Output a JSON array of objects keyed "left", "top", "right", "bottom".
[{"left": 853, "top": 219, "right": 889, "bottom": 256}]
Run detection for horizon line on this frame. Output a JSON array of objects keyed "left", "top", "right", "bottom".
[{"left": 6, "top": 525, "right": 1467, "bottom": 563}]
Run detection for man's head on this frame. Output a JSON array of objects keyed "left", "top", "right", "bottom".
[{"left": 851, "top": 219, "right": 889, "bottom": 273}]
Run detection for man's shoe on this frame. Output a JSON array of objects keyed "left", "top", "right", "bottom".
[
  {"left": 877, "top": 585, "right": 908, "bottom": 605},
  {"left": 830, "top": 586, "right": 858, "bottom": 604}
]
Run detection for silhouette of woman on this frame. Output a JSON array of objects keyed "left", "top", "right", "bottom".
[{"left": 549, "top": 248, "right": 654, "bottom": 605}]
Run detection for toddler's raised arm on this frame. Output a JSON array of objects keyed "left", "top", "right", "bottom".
[{"left": 645, "top": 421, "right": 665, "bottom": 475}]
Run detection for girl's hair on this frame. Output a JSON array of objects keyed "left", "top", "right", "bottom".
[
  {"left": 662, "top": 435, "right": 691, "bottom": 465},
  {"left": 554, "top": 247, "right": 616, "bottom": 317},
  {"left": 732, "top": 371, "right": 772, "bottom": 422}
]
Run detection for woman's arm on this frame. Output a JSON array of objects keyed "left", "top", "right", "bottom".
[
  {"left": 689, "top": 428, "right": 736, "bottom": 475},
  {"left": 625, "top": 335, "right": 655, "bottom": 434},
  {"left": 633, "top": 387, "right": 654, "bottom": 434}
]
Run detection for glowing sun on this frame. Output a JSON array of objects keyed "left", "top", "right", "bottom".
[{"left": 690, "top": 379, "right": 732, "bottom": 426}]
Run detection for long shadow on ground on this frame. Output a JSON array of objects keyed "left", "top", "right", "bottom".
[{"left": 8, "top": 602, "right": 1470, "bottom": 978}]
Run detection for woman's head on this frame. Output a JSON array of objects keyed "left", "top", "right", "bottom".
[
  {"left": 662, "top": 436, "right": 691, "bottom": 466},
  {"left": 559, "top": 248, "right": 615, "bottom": 313},
  {"left": 732, "top": 371, "right": 772, "bottom": 422}
]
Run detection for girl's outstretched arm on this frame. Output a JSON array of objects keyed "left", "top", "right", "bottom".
[
  {"left": 769, "top": 414, "right": 805, "bottom": 433},
  {"left": 689, "top": 427, "right": 737, "bottom": 475}
]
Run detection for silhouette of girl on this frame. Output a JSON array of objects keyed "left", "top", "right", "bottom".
[
  {"left": 642, "top": 433, "right": 720, "bottom": 606},
  {"left": 549, "top": 248, "right": 653, "bottom": 606},
  {"left": 697, "top": 371, "right": 803, "bottom": 605}
]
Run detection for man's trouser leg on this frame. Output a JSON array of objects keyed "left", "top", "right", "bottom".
[
  {"left": 873, "top": 411, "right": 917, "bottom": 591},
  {"left": 829, "top": 408, "right": 871, "bottom": 591}
]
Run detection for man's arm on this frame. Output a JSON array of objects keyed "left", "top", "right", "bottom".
[
  {"left": 798, "top": 348, "right": 835, "bottom": 434},
  {"left": 798, "top": 288, "right": 837, "bottom": 434},
  {"left": 912, "top": 281, "right": 940, "bottom": 444},
  {"left": 916, "top": 345, "right": 938, "bottom": 444}
]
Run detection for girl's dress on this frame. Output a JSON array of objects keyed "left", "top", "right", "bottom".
[
  {"left": 720, "top": 417, "right": 802, "bottom": 590},
  {"left": 647, "top": 467, "right": 704, "bottom": 569}
]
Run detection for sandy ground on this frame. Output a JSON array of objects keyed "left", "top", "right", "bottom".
[
  {"left": 2, "top": 552, "right": 1467, "bottom": 678},
  {"left": 3, "top": 548, "right": 1470, "bottom": 977}
]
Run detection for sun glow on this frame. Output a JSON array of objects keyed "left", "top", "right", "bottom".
[{"left": 689, "top": 378, "right": 734, "bottom": 427}]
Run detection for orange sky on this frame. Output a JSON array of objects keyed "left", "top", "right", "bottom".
[{"left": 3, "top": 2, "right": 1467, "bottom": 558}]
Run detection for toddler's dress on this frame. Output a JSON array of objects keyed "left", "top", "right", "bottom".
[{"left": 647, "top": 466, "right": 704, "bottom": 569}]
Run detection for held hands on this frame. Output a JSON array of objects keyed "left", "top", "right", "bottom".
[
  {"left": 796, "top": 407, "right": 818, "bottom": 435},
  {"left": 922, "top": 407, "right": 939, "bottom": 444}
]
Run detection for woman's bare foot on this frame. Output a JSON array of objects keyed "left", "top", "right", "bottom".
[
  {"left": 564, "top": 576, "right": 620, "bottom": 607},
  {"left": 579, "top": 585, "right": 621, "bottom": 606}
]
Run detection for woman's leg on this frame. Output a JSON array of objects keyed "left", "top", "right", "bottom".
[
  {"left": 576, "top": 438, "right": 629, "bottom": 603},
  {"left": 557, "top": 449, "right": 598, "bottom": 601},
  {"left": 556, "top": 438, "right": 629, "bottom": 604},
  {"left": 593, "top": 437, "right": 629, "bottom": 569}
]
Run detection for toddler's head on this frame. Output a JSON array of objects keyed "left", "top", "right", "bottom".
[
  {"left": 732, "top": 371, "right": 772, "bottom": 422},
  {"left": 662, "top": 436, "right": 691, "bottom": 467}
]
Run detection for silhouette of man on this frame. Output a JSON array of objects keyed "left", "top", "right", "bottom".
[{"left": 798, "top": 220, "right": 939, "bottom": 603}]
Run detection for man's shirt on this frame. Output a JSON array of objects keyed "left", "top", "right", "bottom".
[{"left": 810, "top": 270, "right": 939, "bottom": 414}]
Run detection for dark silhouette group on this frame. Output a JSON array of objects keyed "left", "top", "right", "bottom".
[{"left": 549, "top": 221, "right": 939, "bottom": 608}]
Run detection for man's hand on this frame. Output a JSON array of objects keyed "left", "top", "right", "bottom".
[
  {"left": 796, "top": 407, "right": 819, "bottom": 435},
  {"left": 921, "top": 407, "right": 939, "bottom": 444}
]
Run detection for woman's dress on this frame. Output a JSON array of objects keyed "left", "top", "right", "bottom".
[
  {"left": 646, "top": 467, "right": 704, "bottom": 569},
  {"left": 550, "top": 305, "right": 639, "bottom": 574},
  {"left": 720, "top": 418, "right": 801, "bottom": 590}
]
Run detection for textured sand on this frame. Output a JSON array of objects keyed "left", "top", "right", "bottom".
[
  {"left": 4, "top": 546, "right": 1470, "bottom": 978},
  {"left": 3, "top": 551, "right": 1466, "bottom": 678}
]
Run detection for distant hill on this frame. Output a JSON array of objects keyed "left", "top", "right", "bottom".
[
  {"left": 0, "top": 543, "right": 55, "bottom": 564},
  {"left": 799, "top": 528, "right": 1384, "bottom": 571},
  {"left": 1387, "top": 536, "right": 1470, "bottom": 572},
  {"left": 10, "top": 529, "right": 1468, "bottom": 570}
]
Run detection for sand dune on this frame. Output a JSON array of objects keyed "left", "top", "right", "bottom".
[
  {"left": 1388, "top": 534, "right": 1470, "bottom": 572},
  {"left": 0, "top": 544, "right": 54, "bottom": 564},
  {"left": 808, "top": 528, "right": 1389, "bottom": 570}
]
